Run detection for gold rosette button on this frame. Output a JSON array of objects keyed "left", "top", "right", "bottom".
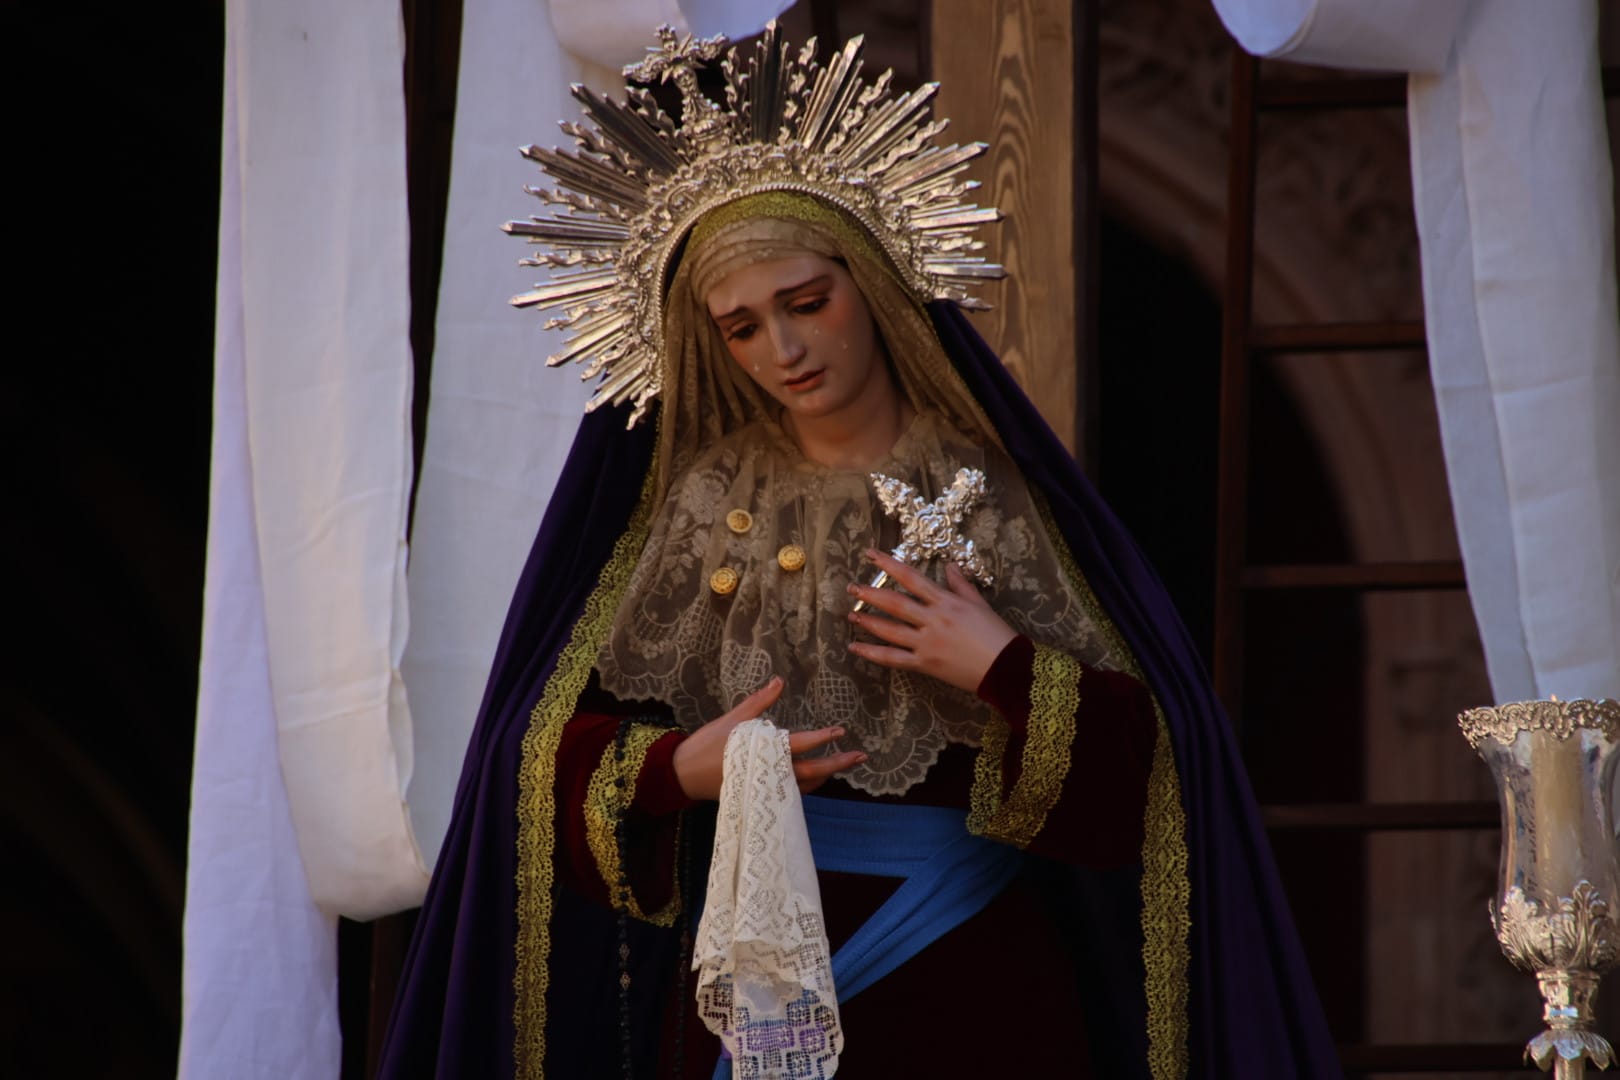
[
  {"left": 709, "top": 567, "right": 740, "bottom": 595},
  {"left": 725, "top": 508, "right": 754, "bottom": 534},
  {"left": 776, "top": 544, "right": 806, "bottom": 572}
]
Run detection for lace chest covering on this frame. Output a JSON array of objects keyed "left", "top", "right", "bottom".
[{"left": 596, "top": 411, "right": 1109, "bottom": 796}]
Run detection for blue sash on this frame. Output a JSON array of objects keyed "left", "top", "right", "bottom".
[
  {"left": 803, "top": 796, "right": 1023, "bottom": 1001},
  {"left": 712, "top": 796, "right": 1021, "bottom": 1078}
]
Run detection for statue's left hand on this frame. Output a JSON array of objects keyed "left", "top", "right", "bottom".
[{"left": 846, "top": 548, "right": 1017, "bottom": 694}]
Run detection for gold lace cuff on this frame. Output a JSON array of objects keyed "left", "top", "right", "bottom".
[
  {"left": 583, "top": 724, "right": 682, "bottom": 927},
  {"left": 967, "top": 643, "right": 1081, "bottom": 848}
]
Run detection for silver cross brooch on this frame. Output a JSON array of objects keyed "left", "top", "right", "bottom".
[{"left": 852, "top": 467, "right": 993, "bottom": 612}]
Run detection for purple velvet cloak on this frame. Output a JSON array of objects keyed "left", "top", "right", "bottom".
[{"left": 376, "top": 302, "right": 1342, "bottom": 1079}]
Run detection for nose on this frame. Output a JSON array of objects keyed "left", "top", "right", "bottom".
[{"left": 766, "top": 318, "right": 807, "bottom": 368}]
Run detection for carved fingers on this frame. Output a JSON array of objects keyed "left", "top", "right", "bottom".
[{"left": 846, "top": 550, "right": 1015, "bottom": 693}]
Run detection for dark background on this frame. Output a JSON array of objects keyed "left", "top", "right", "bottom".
[{"left": 4, "top": 4, "right": 222, "bottom": 1076}]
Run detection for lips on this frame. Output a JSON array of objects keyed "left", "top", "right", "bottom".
[{"left": 785, "top": 368, "right": 825, "bottom": 391}]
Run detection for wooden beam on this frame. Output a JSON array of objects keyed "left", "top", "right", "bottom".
[{"left": 932, "top": 0, "right": 1081, "bottom": 459}]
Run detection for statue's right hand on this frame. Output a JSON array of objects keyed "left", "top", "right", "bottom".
[{"left": 671, "top": 676, "right": 867, "bottom": 800}]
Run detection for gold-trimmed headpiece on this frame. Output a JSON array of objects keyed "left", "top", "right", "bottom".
[{"left": 504, "top": 22, "right": 1005, "bottom": 427}]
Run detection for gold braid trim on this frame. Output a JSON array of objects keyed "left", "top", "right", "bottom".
[
  {"left": 966, "top": 645, "right": 1082, "bottom": 848},
  {"left": 583, "top": 724, "right": 682, "bottom": 927},
  {"left": 514, "top": 467, "right": 659, "bottom": 1080},
  {"left": 687, "top": 192, "right": 900, "bottom": 288},
  {"left": 1034, "top": 494, "right": 1191, "bottom": 1080},
  {"left": 966, "top": 713, "right": 1011, "bottom": 836},
  {"left": 1139, "top": 701, "right": 1190, "bottom": 1080}
]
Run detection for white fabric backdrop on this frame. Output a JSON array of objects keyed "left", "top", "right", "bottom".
[
  {"left": 182, "top": 0, "right": 427, "bottom": 1075},
  {"left": 398, "top": 0, "right": 602, "bottom": 876},
  {"left": 396, "top": 0, "right": 621, "bottom": 872},
  {"left": 1214, "top": 0, "right": 1620, "bottom": 703},
  {"left": 1410, "top": 1, "right": 1620, "bottom": 701},
  {"left": 1213, "top": 0, "right": 1466, "bottom": 74},
  {"left": 221, "top": 0, "right": 427, "bottom": 919},
  {"left": 181, "top": 38, "right": 340, "bottom": 1076}
]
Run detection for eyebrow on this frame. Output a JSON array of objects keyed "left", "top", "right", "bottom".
[{"left": 711, "top": 274, "right": 832, "bottom": 322}]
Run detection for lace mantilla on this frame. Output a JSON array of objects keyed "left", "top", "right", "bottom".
[{"left": 596, "top": 411, "right": 1118, "bottom": 795}]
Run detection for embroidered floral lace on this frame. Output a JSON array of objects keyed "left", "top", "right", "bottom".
[{"left": 596, "top": 411, "right": 1120, "bottom": 795}]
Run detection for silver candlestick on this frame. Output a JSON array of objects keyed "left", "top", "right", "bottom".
[{"left": 1460, "top": 697, "right": 1620, "bottom": 1079}]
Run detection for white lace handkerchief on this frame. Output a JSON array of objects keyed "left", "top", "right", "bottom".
[{"left": 694, "top": 718, "right": 843, "bottom": 1079}]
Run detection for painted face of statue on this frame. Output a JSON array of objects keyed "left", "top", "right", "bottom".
[{"left": 704, "top": 254, "right": 888, "bottom": 422}]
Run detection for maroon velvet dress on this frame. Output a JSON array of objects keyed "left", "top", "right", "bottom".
[{"left": 552, "top": 635, "right": 1156, "bottom": 1078}]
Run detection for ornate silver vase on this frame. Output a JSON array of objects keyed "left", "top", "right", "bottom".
[{"left": 1460, "top": 698, "right": 1620, "bottom": 1079}]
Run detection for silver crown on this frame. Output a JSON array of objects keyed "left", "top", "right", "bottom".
[{"left": 503, "top": 22, "right": 1004, "bottom": 426}]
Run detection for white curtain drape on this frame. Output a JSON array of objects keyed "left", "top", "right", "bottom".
[
  {"left": 1212, "top": 0, "right": 1465, "bottom": 73},
  {"left": 1409, "top": 2, "right": 1620, "bottom": 702},
  {"left": 182, "top": 48, "right": 341, "bottom": 1075},
  {"left": 395, "top": 0, "right": 611, "bottom": 872},
  {"left": 181, "top": 0, "right": 426, "bottom": 1075},
  {"left": 1212, "top": 0, "right": 1620, "bottom": 703}
]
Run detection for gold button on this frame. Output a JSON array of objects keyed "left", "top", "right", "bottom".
[
  {"left": 776, "top": 543, "right": 806, "bottom": 572},
  {"left": 725, "top": 509, "right": 754, "bottom": 534},
  {"left": 709, "top": 567, "right": 739, "bottom": 595}
]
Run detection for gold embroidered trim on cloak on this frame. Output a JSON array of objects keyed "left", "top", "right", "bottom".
[
  {"left": 514, "top": 466, "right": 659, "bottom": 1080},
  {"left": 1035, "top": 495, "right": 1191, "bottom": 1080},
  {"left": 965, "top": 645, "right": 1081, "bottom": 849},
  {"left": 1139, "top": 701, "right": 1190, "bottom": 1080},
  {"left": 584, "top": 724, "right": 682, "bottom": 927},
  {"left": 967, "top": 714, "right": 1011, "bottom": 837}
]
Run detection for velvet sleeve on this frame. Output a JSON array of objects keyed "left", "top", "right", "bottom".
[
  {"left": 554, "top": 711, "right": 695, "bottom": 925},
  {"left": 966, "top": 635, "right": 1157, "bottom": 867}
]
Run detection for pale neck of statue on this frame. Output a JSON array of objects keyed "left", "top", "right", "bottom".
[{"left": 783, "top": 373, "right": 915, "bottom": 472}]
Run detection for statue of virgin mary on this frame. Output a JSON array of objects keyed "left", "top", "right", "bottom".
[{"left": 377, "top": 24, "right": 1341, "bottom": 1080}]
